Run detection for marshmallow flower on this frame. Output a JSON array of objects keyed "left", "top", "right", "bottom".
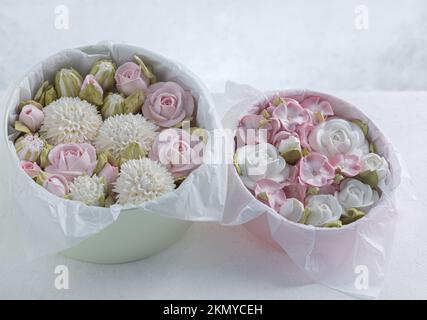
[
  {"left": 142, "top": 82, "right": 194, "bottom": 128},
  {"left": 235, "top": 143, "right": 290, "bottom": 190},
  {"left": 272, "top": 99, "right": 311, "bottom": 132},
  {"left": 95, "top": 114, "right": 158, "bottom": 159},
  {"left": 114, "top": 158, "right": 175, "bottom": 205},
  {"left": 299, "top": 153, "right": 335, "bottom": 187},
  {"left": 329, "top": 154, "right": 362, "bottom": 177},
  {"left": 69, "top": 175, "right": 106, "bottom": 206},
  {"left": 361, "top": 153, "right": 390, "bottom": 185},
  {"left": 40, "top": 97, "right": 102, "bottom": 145},
  {"left": 149, "top": 128, "right": 203, "bottom": 179},
  {"left": 20, "top": 160, "right": 41, "bottom": 178},
  {"left": 337, "top": 178, "right": 379, "bottom": 210},
  {"left": 305, "top": 195, "right": 343, "bottom": 226},
  {"left": 18, "top": 104, "right": 44, "bottom": 132},
  {"left": 279, "top": 198, "right": 305, "bottom": 223},
  {"left": 254, "top": 179, "right": 286, "bottom": 212},
  {"left": 45, "top": 143, "right": 97, "bottom": 182},
  {"left": 308, "top": 118, "right": 369, "bottom": 158}
]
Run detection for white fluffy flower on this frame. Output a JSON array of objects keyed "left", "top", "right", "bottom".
[
  {"left": 337, "top": 178, "right": 379, "bottom": 211},
  {"left": 69, "top": 175, "right": 106, "bottom": 206},
  {"left": 361, "top": 153, "right": 390, "bottom": 185},
  {"left": 235, "top": 143, "right": 290, "bottom": 190},
  {"left": 279, "top": 198, "right": 304, "bottom": 223},
  {"left": 114, "top": 158, "right": 175, "bottom": 205},
  {"left": 305, "top": 195, "right": 343, "bottom": 226},
  {"left": 40, "top": 97, "right": 102, "bottom": 145},
  {"left": 308, "top": 118, "right": 369, "bottom": 158},
  {"left": 95, "top": 114, "right": 158, "bottom": 159}
]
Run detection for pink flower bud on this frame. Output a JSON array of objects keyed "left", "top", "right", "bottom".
[
  {"left": 20, "top": 160, "right": 41, "bottom": 178},
  {"left": 115, "top": 62, "right": 149, "bottom": 96},
  {"left": 18, "top": 104, "right": 44, "bottom": 132},
  {"left": 43, "top": 174, "right": 69, "bottom": 197},
  {"left": 98, "top": 162, "right": 119, "bottom": 193}
]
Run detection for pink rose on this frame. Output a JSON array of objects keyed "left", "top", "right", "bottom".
[
  {"left": 142, "top": 82, "right": 194, "bottom": 128},
  {"left": 115, "top": 62, "right": 149, "bottom": 96},
  {"left": 254, "top": 179, "right": 286, "bottom": 212},
  {"left": 300, "top": 96, "right": 334, "bottom": 123},
  {"left": 45, "top": 143, "right": 97, "bottom": 181},
  {"left": 299, "top": 153, "right": 335, "bottom": 187},
  {"left": 18, "top": 104, "right": 44, "bottom": 132},
  {"left": 272, "top": 99, "right": 311, "bottom": 132},
  {"left": 149, "top": 128, "right": 203, "bottom": 178},
  {"left": 98, "top": 163, "right": 119, "bottom": 193},
  {"left": 20, "top": 160, "right": 41, "bottom": 178},
  {"left": 329, "top": 154, "right": 361, "bottom": 177},
  {"left": 43, "top": 174, "right": 69, "bottom": 197}
]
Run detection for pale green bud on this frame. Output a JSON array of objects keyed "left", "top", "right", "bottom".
[
  {"left": 124, "top": 89, "right": 145, "bottom": 114},
  {"left": 14, "top": 121, "right": 31, "bottom": 134},
  {"left": 101, "top": 93, "right": 125, "bottom": 119},
  {"left": 79, "top": 75, "right": 104, "bottom": 106},
  {"left": 93, "top": 151, "right": 109, "bottom": 174},
  {"left": 39, "top": 140, "right": 53, "bottom": 169},
  {"left": 134, "top": 55, "right": 156, "bottom": 84},
  {"left": 120, "top": 142, "right": 145, "bottom": 164},
  {"left": 322, "top": 220, "right": 343, "bottom": 228},
  {"left": 351, "top": 119, "right": 369, "bottom": 137},
  {"left": 34, "top": 81, "right": 57, "bottom": 106},
  {"left": 90, "top": 59, "right": 116, "bottom": 91},
  {"left": 299, "top": 208, "right": 310, "bottom": 224},
  {"left": 341, "top": 208, "right": 366, "bottom": 225},
  {"left": 55, "top": 68, "right": 83, "bottom": 97},
  {"left": 356, "top": 170, "right": 379, "bottom": 189}
]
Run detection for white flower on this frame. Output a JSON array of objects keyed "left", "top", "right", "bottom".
[
  {"left": 308, "top": 118, "right": 369, "bottom": 158},
  {"left": 114, "top": 158, "right": 175, "bottom": 205},
  {"left": 95, "top": 114, "right": 158, "bottom": 159},
  {"left": 279, "top": 198, "right": 304, "bottom": 223},
  {"left": 15, "top": 133, "right": 44, "bottom": 162},
  {"left": 40, "top": 97, "right": 102, "bottom": 145},
  {"left": 361, "top": 153, "right": 390, "bottom": 185},
  {"left": 305, "top": 195, "right": 343, "bottom": 226},
  {"left": 235, "top": 143, "right": 290, "bottom": 190},
  {"left": 69, "top": 175, "right": 106, "bottom": 206},
  {"left": 337, "top": 178, "right": 379, "bottom": 211},
  {"left": 277, "top": 136, "right": 301, "bottom": 154}
]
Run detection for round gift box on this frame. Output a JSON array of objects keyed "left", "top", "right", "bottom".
[
  {"left": 231, "top": 89, "right": 401, "bottom": 247},
  {"left": 2, "top": 43, "right": 217, "bottom": 264}
]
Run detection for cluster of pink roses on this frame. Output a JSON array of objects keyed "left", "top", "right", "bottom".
[
  {"left": 234, "top": 95, "right": 388, "bottom": 227},
  {"left": 15, "top": 56, "right": 203, "bottom": 206}
]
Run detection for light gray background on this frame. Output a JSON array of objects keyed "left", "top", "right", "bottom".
[{"left": 0, "top": 0, "right": 426, "bottom": 299}]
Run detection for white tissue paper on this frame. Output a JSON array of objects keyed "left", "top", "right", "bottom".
[
  {"left": 1, "top": 43, "right": 228, "bottom": 264},
  {"left": 220, "top": 82, "right": 404, "bottom": 298}
]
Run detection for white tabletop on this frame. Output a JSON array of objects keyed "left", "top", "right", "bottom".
[{"left": 0, "top": 0, "right": 426, "bottom": 299}]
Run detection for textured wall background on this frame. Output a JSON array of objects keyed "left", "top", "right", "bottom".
[{"left": 0, "top": 0, "right": 426, "bottom": 92}]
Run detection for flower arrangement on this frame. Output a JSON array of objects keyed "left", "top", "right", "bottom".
[
  {"left": 14, "top": 56, "right": 205, "bottom": 207},
  {"left": 234, "top": 94, "right": 390, "bottom": 227}
]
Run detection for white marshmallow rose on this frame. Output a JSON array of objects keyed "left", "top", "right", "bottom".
[
  {"left": 235, "top": 143, "right": 290, "bottom": 190},
  {"left": 361, "top": 153, "right": 390, "bottom": 185},
  {"left": 337, "top": 178, "right": 379, "bottom": 210},
  {"left": 308, "top": 119, "right": 369, "bottom": 158},
  {"left": 279, "top": 198, "right": 304, "bottom": 223},
  {"left": 305, "top": 195, "right": 343, "bottom": 226}
]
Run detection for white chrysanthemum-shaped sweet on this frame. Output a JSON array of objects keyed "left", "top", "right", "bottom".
[
  {"left": 69, "top": 175, "right": 106, "bottom": 206},
  {"left": 114, "top": 158, "right": 175, "bottom": 205},
  {"left": 40, "top": 97, "right": 102, "bottom": 145},
  {"left": 95, "top": 114, "right": 158, "bottom": 159}
]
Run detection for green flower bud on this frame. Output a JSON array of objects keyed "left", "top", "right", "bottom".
[
  {"left": 15, "top": 133, "right": 44, "bottom": 162},
  {"left": 101, "top": 93, "right": 125, "bottom": 119},
  {"left": 55, "top": 68, "right": 83, "bottom": 97},
  {"left": 278, "top": 136, "right": 302, "bottom": 165},
  {"left": 272, "top": 96, "right": 285, "bottom": 107},
  {"left": 34, "top": 81, "right": 57, "bottom": 106},
  {"left": 322, "top": 220, "right": 343, "bottom": 228},
  {"left": 35, "top": 171, "right": 48, "bottom": 186},
  {"left": 174, "top": 176, "right": 187, "bottom": 188},
  {"left": 369, "top": 142, "right": 376, "bottom": 153},
  {"left": 334, "top": 173, "right": 344, "bottom": 184},
  {"left": 190, "top": 126, "right": 208, "bottom": 145},
  {"left": 93, "top": 151, "right": 109, "bottom": 174},
  {"left": 299, "top": 208, "right": 311, "bottom": 224},
  {"left": 120, "top": 142, "right": 145, "bottom": 164},
  {"left": 39, "top": 141, "right": 53, "bottom": 169},
  {"left": 341, "top": 208, "right": 366, "bottom": 225},
  {"left": 351, "top": 119, "right": 369, "bottom": 137},
  {"left": 123, "top": 89, "right": 145, "bottom": 114},
  {"left": 104, "top": 195, "right": 115, "bottom": 208},
  {"left": 134, "top": 55, "right": 156, "bottom": 84},
  {"left": 307, "top": 186, "right": 319, "bottom": 195},
  {"left": 356, "top": 170, "right": 379, "bottom": 189},
  {"left": 89, "top": 59, "right": 116, "bottom": 91},
  {"left": 14, "top": 121, "right": 31, "bottom": 134},
  {"left": 79, "top": 75, "right": 104, "bottom": 106}
]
